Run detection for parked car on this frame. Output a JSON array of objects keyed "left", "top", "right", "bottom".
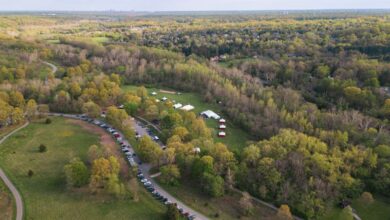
[
  {"left": 188, "top": 215, "right": 196, "bottom": 220},
  {"left": 144, "top": 181, "right": 152, "bottom": 186}
]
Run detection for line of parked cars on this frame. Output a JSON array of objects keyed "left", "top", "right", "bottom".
[
  {"left": 137, "top": 170, "right": 196, "bottom": 220},
  {"left": 77, "top": 114, "right": 196, "bottom": 220}
]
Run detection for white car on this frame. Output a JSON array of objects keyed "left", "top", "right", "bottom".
[
  {"left": 144, "top": 181, "right": 152, "bottom": 186},
  {"left": 141, "top": 178, "right": 148, "bottom": 183},
  {"left": 153, "top": 136, "right": 159, "bottom": 141}
]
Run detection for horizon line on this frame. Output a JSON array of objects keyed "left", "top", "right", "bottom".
[{"left": 1, "top": 8, "right": 390, "bottom": 13}]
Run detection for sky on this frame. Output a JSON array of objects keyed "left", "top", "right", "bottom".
[{"left": 1, "top": 0, "right": 390, "bottom": 11}]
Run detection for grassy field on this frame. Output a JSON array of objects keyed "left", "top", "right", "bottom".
[
  {"left": 0, "top": 117, "right": 166, "bottom": 220},
  {"left": 91, "top": 36, "right": 110, "bottom": 43},
  {"left": 0, "top": 179, "right": 14, "bottom": 220},
  {"left": 156, "top": 177, "right": 277, "bottom": 220},
  {"left": 352, "top": 195, "right": 390, "bottom": 220},
  {"left": 122, "top": 85, "right": 253, "bottom": 151},
  {"left": 320, "top": 195, "right": 390, "bottom": 220}
]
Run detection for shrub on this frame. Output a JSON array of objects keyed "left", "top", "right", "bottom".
[
  {"left": 45, "top": 118, "right": 52, "bottom": 124},
  {"left": 39, "top": 144, "right": 47, "bottom": 153},
  {"left": 360, "top": 192, "right": 374, "bottom": 204},
  {"left": 27, "top": 170, "right": 34, "bottom": 177}
]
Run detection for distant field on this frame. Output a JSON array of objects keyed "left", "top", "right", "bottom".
[
  {"left": 0, "top": 117, "right": 165, "bottom": 220},
  {"left": 156, "top": 177, "right": 276, "bottom": 220},
  {"left": 91, "top": 36, "right": 110, "bottom": 43},
  {"left": 122, "top": 85, "right": 253, "bottom": 151}
]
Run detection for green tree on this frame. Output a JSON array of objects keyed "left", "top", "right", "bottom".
[
  {"left": 82, "top": 101, "right": 101, "bottom": 118},
  {"left": 64, "top": 158, "right": 89, "bottom": 187},
  {"left": 166, "top": 203, "right": 180, "bottom": 220},
  {"left": 11, "top": 107, "right": 24, "bottom": 124},
  {"left": 201, "top": 172, "right": 224, "bottom": 197},
  {"left": 25, "top": 99, "right": 38, "bottom": 120},
  {"left": 160, "top": 165, "right": 181, "bottom": 186},
  {"left": 9, "top": 91, "right": 25, "bottom": 108},
  {"left": 137, "top": 136, "right": 163, "bottom": 164}
]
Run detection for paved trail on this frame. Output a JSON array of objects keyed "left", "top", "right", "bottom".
[
  {"left": 42, "top": 61, "right": 58, "bottom": 75},
  {"left": 0, "top": 122, "right": 29, "bottom": 220}
]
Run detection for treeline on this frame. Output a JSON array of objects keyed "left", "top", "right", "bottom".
[{"left": 0, "top": 16, "right": 389, "bottom": 218}]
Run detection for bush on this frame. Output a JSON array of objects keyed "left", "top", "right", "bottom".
[
  {"left": 360, "top": 192, "right": 374, "bottom": 204},
  {"left": 45, "top": 118, "right": 52, "bottom": 124},
  {"left": 39, "top": 144, "right": 47, "bottom": 153},
  {"left": 27, "top": 170, "right": 34, "bottom": 177}
]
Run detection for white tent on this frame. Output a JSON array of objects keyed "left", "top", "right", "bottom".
[
  {"left": 201, "top": 110, "right": 221, "bottom": 120},
  {"left": 219, "top": 118, "right": 226, "bottom": 123},
  {"left": 181, "top": 105, "right": 195, "bottom": 111},
  {"left": 161, "top": 97, "right": 168, "bottom": 101},
  {"left": 218, "top": 131, "right": 226, "bottom": 137},
  {"left": 151, "top": 92, "right": 157, "bottom": 96},
  {"left": 173, "top": 103, "right": 183, "bottom": 109},
  {"left": 219, "top": 124, "right": 226, "bottom": 129}
]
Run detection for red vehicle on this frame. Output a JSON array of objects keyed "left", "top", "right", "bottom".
[{"left": 114, "top": 134, "right": 120, "bottom": 138}]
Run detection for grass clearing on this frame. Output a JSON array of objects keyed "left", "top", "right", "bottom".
[
  {"left": 91, "top": 36, "right": 110, "bottom": 43},
  {"left": 352, "top": 195, "right": 390, "bottom": 220},
  {"left": 0, "top": 117, "right": 166, "bottom": 220},
  {"left": 0, "top": 179, "right": 13, "bottom": 220},
  {"left": 156, "top": 177, "right": 277, "bottom": 220},
  {"left": 122, "top": 85, "right": 253, "bottom": 151},
  {"left": 320, "top": 195, "right": 390, "bottom": 220}
]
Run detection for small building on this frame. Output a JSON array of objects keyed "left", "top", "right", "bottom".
[
  {"left": 219, "top": 124, "right": 226, "bottom": 130},
  {"left": 218, "top": 131, "right": 226, "bottom": 137},
  {"left": 201, "top": 110, "right": 221, "bottom": 120},
  {"left": 219, "top": 118, "right": 226, "bottom": 124},
  {"left": 173, "top": 103, "right": 183, "bottom": 109},
  {"left": 181, "top": 105, "right": 195, "bottom": 111},
  {"left": 151, "top": 92, "right": 157, "bottom": 96}
]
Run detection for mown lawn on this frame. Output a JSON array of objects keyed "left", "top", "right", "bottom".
[
  {"left": 156, "top": 177, "right": 276, "bottom": 220},
  {"left": 122, "top": 85, "right": 253, "bottom": 151},
  {"left": 0, "top": 117, "right": 165, "bottom": 220},
  {"left": 321, "top": 195, "right": 390, "bottom": 220},
  {"left": 0, "top": 178, "right": 14, "bottom": 220},
  {"left": 352, "top": 195, "right": 390, "bottom": 220}
]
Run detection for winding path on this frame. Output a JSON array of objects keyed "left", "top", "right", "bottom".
[
  {"left": 0, "top": 122, "right": 29, "bottom": 220},
  {"left": 42, "top": 61, "right": 58, "bottom": 75}
]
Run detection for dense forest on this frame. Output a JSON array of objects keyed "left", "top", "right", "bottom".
[{"left": 0, "top": 12, "right": 389, "bottom": 219}]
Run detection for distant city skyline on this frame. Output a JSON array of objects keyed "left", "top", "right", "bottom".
[{"left": 1, "top": 0, "right": 390, "bottom": 11}]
